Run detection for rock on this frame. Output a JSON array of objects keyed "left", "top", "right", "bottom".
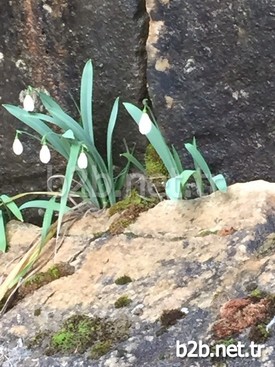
[
  {"left": 0, "top": 0, "right": 148, "bottom": 195},
  {"left": 1, "top": 181, "right": 275, "bottom": 366},
  {"left": 146, "top": 0, "right": 275, "bottom": 183}
]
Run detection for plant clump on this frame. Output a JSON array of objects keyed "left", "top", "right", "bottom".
[
  {"left": 42, "top": 314, "right": 130, "bottom": 357},
  {"left": 160, "top": 309, "right": 186, "bottom": 328},
  {"left": 115, "top": 275, "right": 132, "bottom": 285},
  {"left": 18, "top": 262, "right": 75, "bottom": 299},
  {"left": 114, "top": 295, "right": 132, "bottom": 308},
  {"left": 109, "top": 190, "right": 158, "bottom": 235}
]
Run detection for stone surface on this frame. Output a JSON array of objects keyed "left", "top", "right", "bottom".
[
  {"left": 1, "top": 181, "right": 275, "bottom": 365},
  {"left": 146, "top": 0, "right": 275, "bottom": 183},
  {"left": 0, "top": 0, "right": 148, "bottom": 194}
]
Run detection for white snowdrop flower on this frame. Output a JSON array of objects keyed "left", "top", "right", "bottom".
[
  {"left": 23, "top": 94, "right": 35, "bottom": 112},
  {"left": 39, "top": 144, "right": 51, "bottom": 164},
  {"left": 12, "top": 138, "right": 23, "bottom": 155},
  {"left": 77, "top": 151, "right": 88, "bottom": 169},
  {"left": 139, "top": 112, "right": 152, "bottom": 135}
]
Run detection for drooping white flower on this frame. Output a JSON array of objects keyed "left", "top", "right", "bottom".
[
  {"left": 139, "top": 112, "right": 152, "bottom": 135},
  {"left": 23, "top": 94, "right": 35, "bottom": 112},
  {"left": 12, "top": 138, "right": 23, "bottom": 155},
  {"left": 77, "top": 151, "right": 88, "bottom": 169},
  {"left": 39, "top": 144, "right": 51, "bottom": 164}
]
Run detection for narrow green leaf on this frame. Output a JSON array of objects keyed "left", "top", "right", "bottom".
[
  {"left": 171, "top": 145, "right": 183, "bottom": 172},
  {"left": 165, "top": 170, "right": 196, "bottom": 200},
  {"left": 212, "top": 174, "right": 228, "bottom": 192},
  {"left": 41, "top": 197, "right": 57, "bottom": 244},
  {"left": 19, "top": 200, "right": 70, "bottom": 213},
  {"left": 0, "top": 211, "right": 6, "bottom": 252},
  {"left": 107, "top": 97, "right": 119, "bottom": 180},
  {"left": 120, "top": 152, "right": 146, "bottom": 173},
  {"left": 80, "top": 60, "right": 94, "bottom": 145},
  {"left": 57, "top": 143, "right": 81, "bottom": 236},
  {"left": 0, "top": 194, "right": 24, "bottom": 222},
  {"left": 185, "top": 142, "right": 216, "bottom": 192}
]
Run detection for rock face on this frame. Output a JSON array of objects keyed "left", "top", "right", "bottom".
[
  {"left": 146, "top": 0, "right": 275, "bottom": 183},
  {"left": 0, "top": 0, "right": 148, "bottom": 194},
  {"left": 1, "top": 181, "right": 275, "bottom": 366}
]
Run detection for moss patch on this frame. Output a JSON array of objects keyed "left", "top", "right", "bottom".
[
  {"left": 90, "top": 341, "right": 113, "bottom": 359},
  {"left": 34, "top": 314, "right": 132, "bottom": 357},
  {"left": 160, "top": 309, "right": 186, "bottom": 328},
  {"left": 114, "top": 295, "right": 132, "bottom": 308},
  {"left": 18, "top": 262, "right": 75, "bottom": 299},
  {"left": 109, "top": 190, "right": 158, "bottom": 235},
  {"left": 145, "top": 143, "right": 168, "bottom": 177},
  {"left": 257, "top": 233, "right": 275, "bottom": 257},
  {"left": 115, "top": 275, "right": 132, "bottom": 285},
  {"left": 249, "top": 323, "right": 270, "bottom": 343}
]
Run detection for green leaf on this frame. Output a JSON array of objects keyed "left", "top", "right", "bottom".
[
  {"left": 107, "top": 97, "right": 119, "bottom": 180},
  {"left": 185, "top": 142, "right": 216, "bottom": 192},
  {"left": 62, "top": 129, "right": 75, "bottom": 140},
  {"left": 80, "top": 59, "right": 94, "bottom": 145},
  {"left": 38, "top": 93, "right": 87, "bottom": 143},
  {"left": 120, "top": 152, "right": 146, "bottom": 173},
  {"left": 165, "top": 170, "right": 196, "bottom": 200},
  {"left": 41, "top": 197, "right": 57, "bottom": 244},
  {"left": 19, "top": 200, "right": 70, "bottom": 213},
  {"left": 57, "top": 143, "right": 81, "bottom": 236},
  {"left": 0, "top": 194, "right": 24, "bottom": 222},
  {"left": 171, "top": 145, "right": 183, "bottom": 172},
  {"left": 123, "top": 103, "right": 178, "bottom": 177},
  {"left": 0, "top": 211, "right": 7, "bottom": 252},
  {"left": 212, "top": 174, "right": 227, "bottom": 192}
]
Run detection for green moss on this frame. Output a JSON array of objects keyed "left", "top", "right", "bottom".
[
  {"left": 109, "top": 190, "right": 158, "bottom": 235},
  {"left": 90, "top": 341, "right": 112, "bottom": 359},
  {"left": 115, "top": 275, "right": 132, "bottom": 285},
  {"left": 160, "top": 309, "right": 185, "bottom": 328},
  {"left": 250, "top": 288, "right": 266, "bottom": 299},
  {"left": 114, "top": 295, "right": 132, "bottom": 308},
  {"left": 196, "top": 229, "right": 218, "bottom": 237},
  {"left": 50, "top": 315, "right": 97, "bottom": 353},
  {"left": 35, "top": 314, "right": 131, "bottom": 357},
  {"left": 34, "top": 308, "right": 41, "bottom": 317},
  {"left": 249, "top": 323, "right": 270, "bottom": 343},
  {"left": 257, "top": 233, "right": 275, "bottom": 257},
  {"left": 215, "top": 338, "right": 236, "bottom": 347},
  {"left": 145, "top": 144, "right": 168, "bottom": 177},
  {"left": 109, "top": 190, "right": 142, "bottom": 216}
]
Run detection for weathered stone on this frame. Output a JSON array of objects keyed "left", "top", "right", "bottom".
[
  {"left": 146, "top": 0, "right": 275, "bottom": 183},
  {"left": 1, "top": 181, "right": 275, "bottom": 365},
  {"left": 0, "top": 0, "right": 148, "bottom": 195}
]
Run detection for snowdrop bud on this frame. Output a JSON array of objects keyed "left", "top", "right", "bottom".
[
  {"left": 39, "top": 144, "right": 51, "bottom": 164},
  {"left": 12, "top": 138, "right": 23, "bottom": 155},
  {"left": 23, "top": 94, "right": 35, "bottom": 112},
  {"left": 139, "top": 112, "right": 152, "bottom": 135},
  {"left": 77, "top": 151, "right": 88, "bottom": 169}
]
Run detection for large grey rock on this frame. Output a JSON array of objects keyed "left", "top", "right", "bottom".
[
  {"left": 146, "top": 0, "right": 275, "bottom": 183},
  {"left": 1, "top": 181, "right": 275, "bottom": 366},
  {"left": 0, "top": 1, "right": 148, "bottom": 195}
]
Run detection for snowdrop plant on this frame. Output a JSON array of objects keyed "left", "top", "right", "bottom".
[
  {"left": 123, "top": 100, "right": 227, "bottom": 200},
  {"left": 4, "top": 59, "right": 133, "bottom": 236}
]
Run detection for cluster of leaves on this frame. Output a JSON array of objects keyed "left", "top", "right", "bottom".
[
  {"left": 123, "top": 101, "right": 227, "bottom": 200},
  {"left": 0, "top": 59, "right": 227, "bottom": 306}
]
